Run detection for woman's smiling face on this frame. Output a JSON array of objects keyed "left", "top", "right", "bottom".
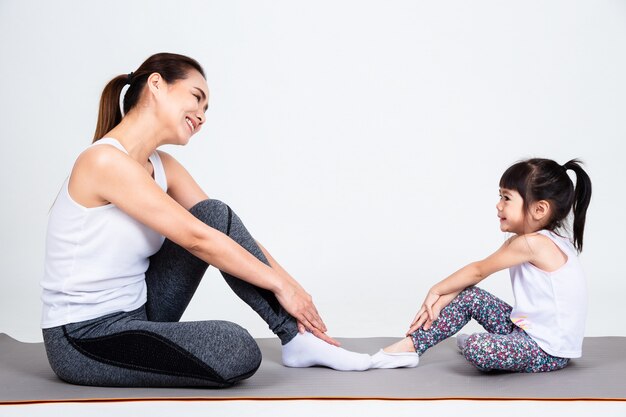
[{"left": 156, "top": 69, "right": 209, "bottom": 145}]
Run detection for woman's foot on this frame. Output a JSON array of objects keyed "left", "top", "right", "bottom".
[
  {"left": 282, "top": 332, "right": 371, "bottom": 371},
  {"left": 370, "top": 337, "right": 419, "bottom": 369}
]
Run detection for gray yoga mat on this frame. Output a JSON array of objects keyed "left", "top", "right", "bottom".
[{"left": 1, "top": 334, "right": 624, "bottom": 404}]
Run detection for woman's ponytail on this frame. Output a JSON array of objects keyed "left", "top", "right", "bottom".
[
  {"left": 563, "top": 159, "right": 592, "bottom": 252},
  {"left": 93, "top": 74, "right": 129, "bottom": 142},
  {"left": 91, "top": 53, "right": 206, "bottom": 142}
]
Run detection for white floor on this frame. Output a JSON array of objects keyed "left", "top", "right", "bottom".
[{"left": 3, "top": 400, "right": 626, "bottom": 417}]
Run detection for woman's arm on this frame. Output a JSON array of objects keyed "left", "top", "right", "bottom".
[
  {"left": 157, "top": 151, "right": 209, "bottom": 210},
  {"left": 255, "top": 241, "right": 340, "bottom": 344},
  {"left": 72, "top": 146, "right": 331, "bottom": 339},
  {"left": 158, "top": 151, "right": 337, "bottom": 344}
]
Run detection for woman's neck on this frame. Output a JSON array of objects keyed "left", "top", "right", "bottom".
[{"left": 103, "top": 110, "right": 164, "bottom": 163}]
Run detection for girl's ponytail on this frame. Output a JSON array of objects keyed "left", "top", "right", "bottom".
[
  {"left": 563, "top": 159, "right": 592, "bottom": 252},
  {"left": 93, "top": 74, "right": 129, "bottom": 142}
]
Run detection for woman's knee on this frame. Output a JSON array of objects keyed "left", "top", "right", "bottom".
[
  {"left": 215, "top": 321, "right": 262, "bottom": 384},
  {"left": 190, "top": 199, "right": 228, "bottom": 218},
  {"left": 189, "top": 199, "right": 231, "bottom": 233},
  {"left": 43, "top": 327, "right": 95, "bottom": 385}
]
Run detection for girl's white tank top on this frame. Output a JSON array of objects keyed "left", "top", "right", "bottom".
[{"left": 509, "top": 230, "right": 587, "bottom": 358}]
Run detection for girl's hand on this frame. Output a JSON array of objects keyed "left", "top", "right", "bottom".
[
  {"left": 275, "top": 282, "right": 340, "bottom": 346},
  {"left": 406, "top": 308, "right": 429, "bottom": 335},
  {"left": 406, "top": 291, "right": 440, "bottom": 335},
  {"left": 406, "top": 290, "right": 461, "bottom": 335}
]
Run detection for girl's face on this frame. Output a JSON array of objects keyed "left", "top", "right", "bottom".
[
  {"left": 156, "top": 69, "right": 209, "bottom": 145},
  {"left": 496, "top": 188, "right": 526, "bottom": 234}
]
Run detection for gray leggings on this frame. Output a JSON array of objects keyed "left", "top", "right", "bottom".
[{"left": 42, "top": 199, "right": 299, "bottom": 387}]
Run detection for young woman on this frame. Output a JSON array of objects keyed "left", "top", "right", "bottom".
[
  {"left": 370, "top": 158, "right": 592, "bottom": 373},
  {"left": 41, "top": 53, "right": 370, "bottom": 388}
]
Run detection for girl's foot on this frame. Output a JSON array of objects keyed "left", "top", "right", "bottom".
[
  {"left": 282, "top": 332, "right": 371, "bottom": 371},
  {"left": 456, "top": 333, "right": 470, "bottom": 353},
  {"left": 370, "top": 350, "right": 419, "bottom": 369},
  {"left": 382, "top": 336, "right": 416, "bottom": 353},
  {"left": 370, "top": 337, "right": 419, "bottom": 369}
]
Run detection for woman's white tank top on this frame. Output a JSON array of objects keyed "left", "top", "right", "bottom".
[{"left": 40, "top": 138, "right": 167, "bottom": 328}]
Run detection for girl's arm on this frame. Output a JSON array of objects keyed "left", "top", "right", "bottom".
[
  {"left": 406, "top": 235, "right": 545, "bottom": 333},
  {"left": 71, "top": 146, "right": 334, "bottom": 343}
]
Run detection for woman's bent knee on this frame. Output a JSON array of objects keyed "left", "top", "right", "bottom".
[
  {"left": 189, "top": 199, "right": 231, "bottom": 233},
  {"left": 217, "top": 322, "right": 262, "bottom": 384},
  {"left": 190, "top": 199, "right": 229, "bottom": 219}
]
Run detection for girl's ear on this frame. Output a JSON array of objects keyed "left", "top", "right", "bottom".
[{"left": 531, "top": 200, "right": 551, "bottom": 222}]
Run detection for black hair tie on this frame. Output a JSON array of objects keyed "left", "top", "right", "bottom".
[{"left": 127, "top": 72, "right": 134, "bottom": 85}]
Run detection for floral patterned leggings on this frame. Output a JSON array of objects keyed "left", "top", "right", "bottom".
[{"left": 409, "top": 286, "right": 569, "bottom": 373}]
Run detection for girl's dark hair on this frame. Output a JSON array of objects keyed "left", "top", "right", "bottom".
[
  {"left": 499, "top": 158, "right": 592, "bottom": 252},
  {"left": 93, "top": 52, "right": 205, "bottom": 141}
]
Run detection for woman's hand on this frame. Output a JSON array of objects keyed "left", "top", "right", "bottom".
[
  {"left": 254, "top": 241, "right": 341, "bottom": 347},
  {"left": 275, "top": 281, "right": 340, "bottom": 346}
]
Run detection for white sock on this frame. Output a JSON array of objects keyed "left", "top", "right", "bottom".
[
  {"left": 282, "top": 332, "right": 371, "bottom": 371},
  {"left": 370, "top": 349, "right": 420, "bottom": 369},
  {"left": 456, "top": 333, "right": 470, "bottom": 353}
]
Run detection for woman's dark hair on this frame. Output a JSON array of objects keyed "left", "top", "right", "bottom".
[
  {"left": 93, "top": 52, "right": 205, "bottom": 141},
  {"left": 499, "top": 158, "right": 592, "bottom": 252}
]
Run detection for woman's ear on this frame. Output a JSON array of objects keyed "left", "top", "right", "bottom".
[
  {"left": 147, "top": 72, "right": 163, "bottom": 95},
  {"left": 531, "top": 200, "right": 551, "bottom": 222}
]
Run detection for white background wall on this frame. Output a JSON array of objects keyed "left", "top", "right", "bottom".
[{"left": 1, "top": 0, "right": 625, "bottom": 343}]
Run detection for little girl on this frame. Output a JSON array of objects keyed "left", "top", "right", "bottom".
[{"left": 370, "top": 158, "right": 592, "bottom": 372}]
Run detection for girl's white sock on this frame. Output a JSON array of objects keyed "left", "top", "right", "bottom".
[
  {"left": 370, "top": 349, "right": 420, "bottom": 369},
  {"left": 282, "top": 332, "right": 371, "bottom": 371}
]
